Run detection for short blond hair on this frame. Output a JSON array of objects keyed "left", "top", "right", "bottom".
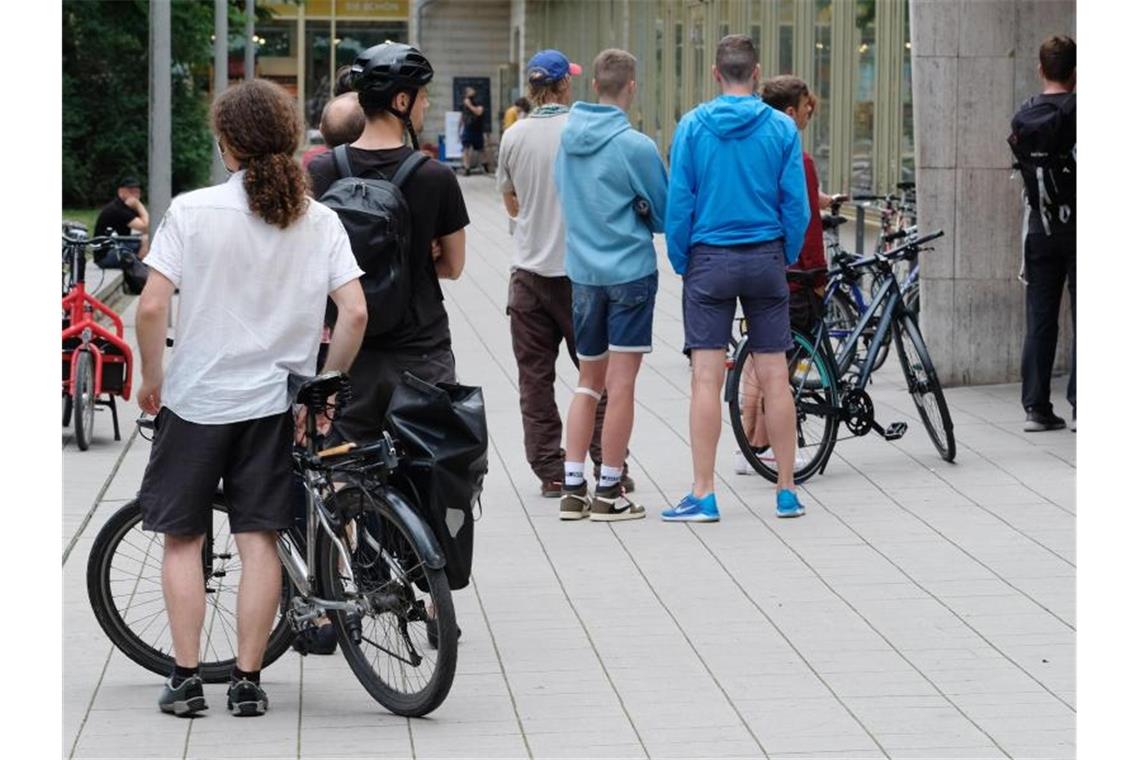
[{"left": 593, "top": 48, "right": 636, "bottom": 98}]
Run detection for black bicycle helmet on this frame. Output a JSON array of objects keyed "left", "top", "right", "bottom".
[{"left": 352, "top": 42, "right": 433, "bottom": 149}]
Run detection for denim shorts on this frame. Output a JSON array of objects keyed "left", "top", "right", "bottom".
[
  {"left": 571, "top": 272, "right": 658, "bottom": 360},
  {"left": 682, "top": 241, "right": 791, "bottom": 354}
]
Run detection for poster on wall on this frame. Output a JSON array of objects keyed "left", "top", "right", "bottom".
[{"left": 443, "top": 111, "right": 463, "bottom": 160}]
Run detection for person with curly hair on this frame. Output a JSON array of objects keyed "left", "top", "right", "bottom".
[{"left": 134, "top": 79, "right": 368, "bottom": 718}]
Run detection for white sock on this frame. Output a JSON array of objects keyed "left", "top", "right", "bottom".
[
  {"left": 564, "top": 461, "right": 586, "bottom": 488},
  {"left": 599, "top": 464, "right": 623, "bottom": 489}
]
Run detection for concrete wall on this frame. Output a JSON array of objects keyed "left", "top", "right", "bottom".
[
  {"left": 415, "top": 0, "right": 511, "bottom": 151},
  {"left": 910, "top": 0, "right": 1075, "bottom": 387}
]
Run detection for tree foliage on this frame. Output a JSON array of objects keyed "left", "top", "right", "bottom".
[{"left": 62, "top": 1, "right": 260, "bottom": 207}]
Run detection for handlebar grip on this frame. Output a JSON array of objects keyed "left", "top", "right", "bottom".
[
  {"left": 851, "top": 194, "right": 884, "bottom": 201},
  {"left": 880, "top": 229, "right": 945, "bottom": 259},
  {"left": 317, "top": 442, "right": 357, "bottom": 459}
]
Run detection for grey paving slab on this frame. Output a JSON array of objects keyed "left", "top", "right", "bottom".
[{"left": 63, "top": 175, "right": 1076, "bottom": 759}]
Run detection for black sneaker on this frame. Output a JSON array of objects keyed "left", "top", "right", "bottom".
[
  {"left": 291, "top": 622, "right": 337, "bottom": 655},
  {"left": 227, "top": 678, "right": 268, "bottom": 717},
  {"left": 158, "top": 674, "right": 208, "bottom": 717},
  {"left": 1024, "top": 408, "right": 1067, "bottom": 432}
]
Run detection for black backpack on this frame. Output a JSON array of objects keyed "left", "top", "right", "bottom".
[
  {"left": 1008, "top": 94, "right": 1076, "bottom": 236},
  {"left": 319, "top": 145, "right": 428, "bottom": 336}
]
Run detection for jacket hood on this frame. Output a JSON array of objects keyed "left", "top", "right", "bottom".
[
  {"left": 694, "top": 95, "right": 774, "bottom": 139},
  {"left": 561, "top": 102, "right": 631, "bottom": 155}
]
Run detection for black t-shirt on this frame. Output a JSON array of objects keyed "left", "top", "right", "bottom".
[
  {"left": 94, "top": 197, "right": 138, "bottom": 236},
  {"left": 308, "top": 145, "right": 470, "bottom": 352},
  {"left": 462, "top": 98, "right": 485, "bottom": 133}
]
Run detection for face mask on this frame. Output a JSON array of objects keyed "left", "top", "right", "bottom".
[{"left": 216, "top": 141, "right": 237, "bottom": 174}]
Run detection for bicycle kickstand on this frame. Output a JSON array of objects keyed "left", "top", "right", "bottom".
[{"left": 108, "top": 396, "right": 121, "bottom": 441}]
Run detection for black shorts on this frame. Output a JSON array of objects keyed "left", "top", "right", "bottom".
[
  {"left": 137, "top": 408, "right": 294, "bottom": 535},
  {"left": 461, "top": 129, "right": 484, "bottom": 151}
]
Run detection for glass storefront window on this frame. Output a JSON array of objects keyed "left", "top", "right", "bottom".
[
  {"left": 852, "top": 0, "right": 876, "bottom": 193},
  {"left": 692, "top": 18, "right": 704, "bottom": 107},
  {"left": 674, "top": 21, "right": 683, "bottom": 122},
  {"left": 813, "top": 0, "right": 832, "bottom": 190},
  {"left": 779, "top": 0, "right": 795, "bottom": 74},
  {"left": 304, "top": 21, "right": 332, "bottom": 130}
]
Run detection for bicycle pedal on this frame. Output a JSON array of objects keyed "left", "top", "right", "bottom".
[{"left": 883, "top": 422, "right": 908, "bottom": 440}]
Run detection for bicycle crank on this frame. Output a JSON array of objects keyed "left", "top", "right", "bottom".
[{"left": 841, "top": 389, "right": 875, "bottom": 436}]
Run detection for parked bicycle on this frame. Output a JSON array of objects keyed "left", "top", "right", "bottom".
[
  {"left": 86, "top": 371, "right": 459, "bottom": 717},
  {"left": 727, "top": 230, "right": 955, "bottom": 484}
]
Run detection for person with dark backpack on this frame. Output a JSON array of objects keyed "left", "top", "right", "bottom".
[
  {"left": 1009, "top": 35, "right": 1076, "bottom": 432},
  {"left": 308, "top": 42, "right": 469, "bottom": 438}
]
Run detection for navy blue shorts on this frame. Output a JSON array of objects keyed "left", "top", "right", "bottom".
[
  {"left": 571, "top": 272, "right": 658, "bottom": 360},
  {"left": 682, "top": 241, "right": 791, "bottom": 354}
]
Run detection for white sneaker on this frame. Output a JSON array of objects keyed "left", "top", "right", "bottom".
[
  {"left": 734, "top": 449, "right": 753, "bottom": 475},
  {"left": 757, "top": 450, "right": 808, "bottom": 471}
]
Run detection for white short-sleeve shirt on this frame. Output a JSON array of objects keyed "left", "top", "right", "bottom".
[{"left": 145, "top": 171, "right": 363, "bottom": 425}]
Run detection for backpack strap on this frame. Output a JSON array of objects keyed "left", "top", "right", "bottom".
[
  {"left": 391, "top": 151, "right": 429, "bottom": 189},
  {"left": 332, "top": 144, "right": 354, "bottom": 180}
]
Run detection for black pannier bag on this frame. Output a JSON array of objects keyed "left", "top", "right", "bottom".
[
  {"left": 120, "top": 248, "right": 149, "bottom": 295},
  {"left": 385, "top": 372, "right": 488, "bottom": 590}
]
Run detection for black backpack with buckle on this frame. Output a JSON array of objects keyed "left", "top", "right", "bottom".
[
  {"left": 319, "top": 145, "right": 428, "bottom": 336},
  {"left": 1008, "top": 94, "right": 1076, "bottom": 236}
]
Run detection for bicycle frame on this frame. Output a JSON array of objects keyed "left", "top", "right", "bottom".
[{"left": 819, "top": 266, "right": 906, "bottom": 391}]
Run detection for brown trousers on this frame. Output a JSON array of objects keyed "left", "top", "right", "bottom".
[{"left": 507, "top": 269, "right": 606, "bottom": 483}]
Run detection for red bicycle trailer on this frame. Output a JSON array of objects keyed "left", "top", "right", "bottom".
[{"left": 62, "top": 225, "right": 134, "bottom": 450}]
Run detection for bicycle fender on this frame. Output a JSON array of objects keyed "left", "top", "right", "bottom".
[{"left": 379, "top": 485, "right": 447, "bottom": 570}]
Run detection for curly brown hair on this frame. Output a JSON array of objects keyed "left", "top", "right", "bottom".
[{"left": 211, "top": 80, "right": 308, "bottom": 229}]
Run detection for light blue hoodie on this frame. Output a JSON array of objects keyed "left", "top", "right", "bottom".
[
  {"left": 554, "top": 102, "right": 669, "bottom": 286},
  {"left": 665, "top": 95, "right": 810, "bottom": 274}
]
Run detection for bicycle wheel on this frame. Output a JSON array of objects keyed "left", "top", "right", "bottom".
[
  {"left": 74, "top": 349, "right": 95, "bottom": 450},
  {"left": 86, "top": 497, "right": 295, "bottom": 683},
  {"left": 903, "top": 283, "right": 920, "bottom": 316},
  {"left": 892, "top": 312, "right": 956, "bottom": 462},
  {"left": 727, "top": 328, "right": 841, "bottom": 484},
  {"left": 320, "top": 486, "right": 457, "bottom": 717}
]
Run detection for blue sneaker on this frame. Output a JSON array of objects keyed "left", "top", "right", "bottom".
[
  {"left": 776, "top": 489, "right": 805, "bottom": 518},
  {"left": 661, "top": 492, "right": 720, "bottom": 522}
]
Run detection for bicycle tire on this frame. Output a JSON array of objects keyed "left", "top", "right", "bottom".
[
  {"left": 74, "top": 350, "right": 95, "bottom": 451},
  {"left": 320, "top": 486, "right": 457, "bottom": 717},
  {"left": 892, "top": 312, "right": 955, "bottom": 461},
  {"left": 727, "top": 328, "right": 841, "bottom": 485},
  {"left": 62, "top": 394, "right": 73, "bottom": 428},
  {"left": 86, "top": 497, "right": 295, "bottom": 683}
]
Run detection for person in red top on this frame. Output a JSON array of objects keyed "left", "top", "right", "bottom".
[{"left": 735, "top": 75, "right": 847, "bottom": 475}]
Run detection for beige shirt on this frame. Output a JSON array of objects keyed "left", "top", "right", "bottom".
[{"left": 495, "top": 109, "right": 570, "bottom": 278}]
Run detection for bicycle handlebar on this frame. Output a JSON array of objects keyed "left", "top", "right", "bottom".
[
  {"left": 828, "top": 229, "right": 944, "bottom": 278},
  {"left": 62, "top": 233, "right": 115, "bottom": 247}
]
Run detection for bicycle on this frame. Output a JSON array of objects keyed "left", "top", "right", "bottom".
[
  {"left": 86, "top": 371, "right": 459, "bottom": 716},
  {"left": 62, "top": 227, "right": 134, "bottom": 450},
  {"left": 727, "top": 230, "right": 955, "bottom": 484}
]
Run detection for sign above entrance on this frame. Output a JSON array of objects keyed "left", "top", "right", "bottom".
[{"left": 261, "top": 0, "right": 409, "bottom": 19}]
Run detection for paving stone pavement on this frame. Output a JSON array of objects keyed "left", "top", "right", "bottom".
[{"left": 63, "top": 175, "right": 1076, "bottom": 759}]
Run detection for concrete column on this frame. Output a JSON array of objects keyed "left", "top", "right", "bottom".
[
  {"left": 910, "top": 0, "right": 1075, "bottom": 386},
  {"left": 148, "top": 0, "right": 172, "bottom": 230}
]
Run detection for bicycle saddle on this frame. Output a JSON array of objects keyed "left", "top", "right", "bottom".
[
  {"left": 288, "top": 371, "right": 350, "bottom": 408},
  {"left": 822, "top": 214, "right": 846, "bottom": 230}
]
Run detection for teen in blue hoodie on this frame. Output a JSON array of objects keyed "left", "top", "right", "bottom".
[
  {"left": 552, "top": 49, "right": 668, "bottom": 523},
  {"left": 662, "top": 35, "right": 810, "bottom": 525}
]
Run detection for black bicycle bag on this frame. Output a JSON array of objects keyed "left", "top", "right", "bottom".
[{"left": 385, "top": 373, "right": 488, "bottom": 591}]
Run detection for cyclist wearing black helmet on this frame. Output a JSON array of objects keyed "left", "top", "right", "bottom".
[{"left": 308, "top": 42, "right": 470, "bottom": 439}]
